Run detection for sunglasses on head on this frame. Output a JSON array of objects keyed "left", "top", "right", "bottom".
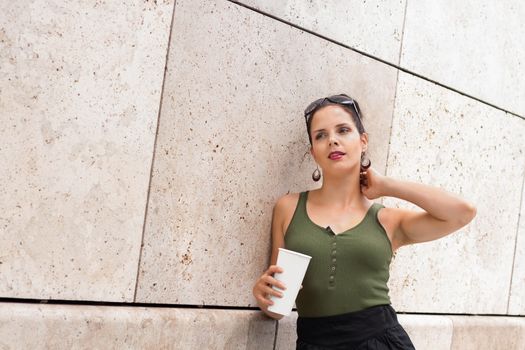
[{"left": 304, "top": 93, "right": 362, "bottom": 124}]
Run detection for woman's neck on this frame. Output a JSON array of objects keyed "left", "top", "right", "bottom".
[{"left": 313, "top": 171, "right": 368, "bottom": 209}]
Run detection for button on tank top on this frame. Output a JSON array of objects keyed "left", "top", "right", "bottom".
[{"left": 284, "top": 191, "right": 393, "bottom": 318}]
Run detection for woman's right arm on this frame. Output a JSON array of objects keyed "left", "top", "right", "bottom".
[{"left": 252, "top": 195, "right": 290, "bottom": 320}]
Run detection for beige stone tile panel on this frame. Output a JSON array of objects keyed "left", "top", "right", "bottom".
[
  {"left": 398, "top": 314, "right": 453, "bottom": 350},
  {"left": 0, "top": 302, "right": 275, "bottom": 349},
  {"left": 508, "top": 176, "right": 525, "bottom": 315},
  {"left": 237, "top": 0, "right": 407, "bottom": 64},
  {"left": 401, "top": 0, "right": 525, "bottom": 115},
  {"left": 0, "top": 1, "right": 174, "bottom": 301},
  {"left": 275, "top": 311, "right": 298, "bottom": 350},
  {"left": 449, "top": 315, "right": 525, "bottom": 350},
  {"left": 135, "top": 0, "right": 398, "bottom": 305},
  {"left": 385, "top": 72, "right": 525, "bottom": 313}
]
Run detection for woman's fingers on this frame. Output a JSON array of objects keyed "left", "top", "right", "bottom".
[
  {"left": 262, "top": 275, "right": 286, "bottom": 290},
  {"left": 253, "top": 275, "right": 285, "bottom": 297},
  {"left": 253, "top": 265, "right": 288, "bottom": 308},
  {"left": 264, "top": 285, "right": 283, "bottom": 298},
  {"left": 263, "top": 266, "right": 286, "bottom": 289},
  {"left": 254, "top": 285, "right": 283, "bottom": 306},
  {"left": 256, "top": 294, "right": 273, "bottom": 306},
  {"left": 267, "top": 265, "right": 284, "bottom": 274}
]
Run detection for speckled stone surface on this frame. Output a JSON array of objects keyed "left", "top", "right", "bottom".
[
  {"left": 385, "top": 72, "right": 525, "bottom": 314},
  {"left": 397, "top": 314, "right": 453, "bottom": 350},
  {"left": 236, "top": 0, "right": 407, "bottom": 64},
  {"left": 135, "top": 0, "right": 398, "bottom": 306},
  {"left": 275, "top": 311, "right": 298, "bottom": 350},
  {"left": 0, "top": 0, "right": 174, "bottom": 301},
  {"left": 449, "top": 315, "right": 525, "bottom": 350},
  {"left": 0, "top": 302, "right": 276, "bottom": 350},
  {"left": 401, "top": 0, "right": 525, "bottom": 116},
  {"left": 508, "top": 177, "right": 525, "bottom": 315}
]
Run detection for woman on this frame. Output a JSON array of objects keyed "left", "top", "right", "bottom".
[{"left": 252, "top": 94, "right": 477, "bottom": 349}]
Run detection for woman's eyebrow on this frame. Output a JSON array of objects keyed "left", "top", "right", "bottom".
[{"left": 313, "top": 123, "right": 351, "bottom": 133}]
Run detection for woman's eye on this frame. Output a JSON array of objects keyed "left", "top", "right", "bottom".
[
  {"left": 315, "top": 132, "right": 325, "bottom": 140},
  {"left": 339, "top": 127, "right": 350, "bottom": 134}
]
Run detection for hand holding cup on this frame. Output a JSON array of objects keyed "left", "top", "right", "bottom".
[
  {"left": 252, "top": 265, "right": 287, "bottom": 308},
  {"left": 267, "top": 248, "right": 311, "bottom": 316}
]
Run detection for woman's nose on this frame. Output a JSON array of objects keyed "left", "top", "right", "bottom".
[{"left": 328, "top": 133, "right": 339, "bottom": 146}]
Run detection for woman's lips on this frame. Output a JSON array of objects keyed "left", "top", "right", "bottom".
[{"left": 329, "top": 151, "right": 346, "bottom": 160}]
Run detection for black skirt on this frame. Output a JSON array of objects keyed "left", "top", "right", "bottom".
[{"left": 296, "top": 304, "right": 415, "bottom": 350}]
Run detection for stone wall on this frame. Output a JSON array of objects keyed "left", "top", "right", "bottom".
[{"left": 1, "top": 0, "right": 524, "bottom": 348}]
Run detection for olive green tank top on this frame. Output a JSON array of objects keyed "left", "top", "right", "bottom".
[{"left": 284, "top": 191, "right": 393, "bottom": 318}]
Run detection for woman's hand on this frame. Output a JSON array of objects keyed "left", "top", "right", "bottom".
[
  {"left": 360, "top": 167, "right": 386, "bottom": 200},
  {"left": 252, "top": 265, "right": 287, "bottom": 309}
]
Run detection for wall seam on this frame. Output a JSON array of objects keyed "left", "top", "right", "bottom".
[
  {"left": 2, "top": 297, "right": 525, "bottom": 317},
  {"left": 132, "top": 0, "right": 178, "bottom": 303},
  {"left": 383, "top": 0, "right": 409, "bottom": 186},
  {"left": 383, "top": 74, "right": 400, "bottom": 194},
  {"left": 273, "top": 320, "right": 279, "bottom": 350},
  {"left": 506, "top": 159, "right": 525, "bottom": 313},
  {"left": 226, "top": 0, "right": 524, "bottom": 120},
  {"left": 398, "top": 0, "right": 409, "bottom": 67}
]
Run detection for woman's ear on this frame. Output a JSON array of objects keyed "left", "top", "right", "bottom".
[
  {"left": 360, "top": 132, "right": 369, "bottom": 153},
  {"left": 310, "top": 146, "right": 320, "bottom": 166}
]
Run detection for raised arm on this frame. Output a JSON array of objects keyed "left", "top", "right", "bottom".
[
  {"left": 361, "top": 168, "right": 477, "bottom": 251},
  {"left": 384, "top": 176, "right": 476, "bottom": 249}
]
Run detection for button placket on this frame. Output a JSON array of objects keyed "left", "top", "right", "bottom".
[{"left": 329, "top": 235, "right": 337, "bottom": 286}]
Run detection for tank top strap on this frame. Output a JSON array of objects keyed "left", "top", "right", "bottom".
[
  {"left": 284, "top": 191, "right": 309, "bottom": 237},
  {"left": 295, "top": 191, "right": 309, "bottom": 222},
  {"left": 369, "top": 202, "right": 386, "bottom": 223},
  {"left": 368, "top": 201, "right": 382, "bottom": 213},
  {"left": 299, "top": 190, "right": 308, "bottom": 211}
]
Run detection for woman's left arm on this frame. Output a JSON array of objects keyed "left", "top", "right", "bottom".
[
  {"left": 362, "top": 168, "right": 477, "bottom": 247},
  {"left": 382, "top": 176, "right": 477, "bottom": 246}
]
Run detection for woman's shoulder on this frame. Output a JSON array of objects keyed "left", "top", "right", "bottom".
[
  {"left": 273, "top": 192, "right": 303, "bottom": 236},
  {"left": 375, "top": 204, "right": 403, "bottom": 248},
  {"left": 274, "top": 192, "right": 302, "bottom": 214},
  {"left": 375, "top": 204, "right": 400, "bottom": 224},
  {"left": 273, "top": 192, "right": 304, "bottom": 222}
]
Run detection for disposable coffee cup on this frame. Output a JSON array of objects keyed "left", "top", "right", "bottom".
[{"left": 268, "top": 248, "right": 312, "bottom": 316}]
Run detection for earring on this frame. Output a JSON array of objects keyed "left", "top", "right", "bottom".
[
  {"left": 360, "top": 152, "right": 371, "bottom": 170},
  {"left": 312, "top": 165, "right": 321, "bottom": 182}
]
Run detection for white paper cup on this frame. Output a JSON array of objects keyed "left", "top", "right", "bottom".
[{"left": 268, "top": 248, "right": 311, "bottom": 316}]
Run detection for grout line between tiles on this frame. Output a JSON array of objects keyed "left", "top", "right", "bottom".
[
  {"left": 382, "top": 70, "right": 399, "bottom": 202},
  {"left": 383, "top": 0, "right": 408, "bottom": 191},
  {"left": 397, "top": 0, "right": 409, "bottom": 67},
  {"left": 273, "top": 320, "right": 278, "bottom": 350},
  {"left": 506, "top": 160, "right": 525, "bottom": 313},
  {"left": 384, "top": 70, "right": 400, "bottom": 176},
  {"left": 0, "top": 297, "right": 524, "bottom": 317},
  {"left": 132, "top": 0, "right": 178, "bottom": 303},
  {"left": 226, "top": 0, "right": 524, "bottom": 121}
]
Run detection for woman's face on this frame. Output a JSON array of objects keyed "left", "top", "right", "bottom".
[{"left": 309, "top": 105, "right": 368, "bottom": 175}]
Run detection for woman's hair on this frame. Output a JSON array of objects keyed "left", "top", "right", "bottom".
[{"left": 306, "top": 101, "right": 366, "bottom": 145}]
